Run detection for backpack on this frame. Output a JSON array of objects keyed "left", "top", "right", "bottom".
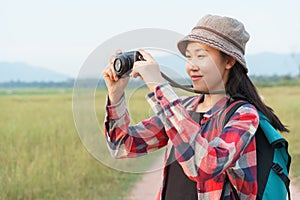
[{"left": 221, "top": 99, "right": 291, "bottom": 200}]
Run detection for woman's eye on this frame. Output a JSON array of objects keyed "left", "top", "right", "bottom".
[
  {"left": 197, "top": 55, "right": 204, "bottom": 58},
  {"left": 186, "top": 55, "right": 192, "bottom": 59}
]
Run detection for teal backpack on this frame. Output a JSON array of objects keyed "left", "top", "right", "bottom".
[{"left": 222, "top": 100, "right": 291, "bottom": 200}]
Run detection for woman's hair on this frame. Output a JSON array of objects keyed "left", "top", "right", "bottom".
[{"left": 224, "top": 55, "right": 289, "bottom": 132}]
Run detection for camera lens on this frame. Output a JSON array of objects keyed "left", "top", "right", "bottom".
[
  {"left": 113, "top": 51, "right": 142, "bottom": 77},
  {"left": 114, "top": 59, "right": 122, "bottom": 72}
]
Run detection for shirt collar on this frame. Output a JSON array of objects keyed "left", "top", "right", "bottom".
[
  {"left": 185, "top": 95, "right": 230, "bottom": 118},
  {"left": 185, "top": 95, "right": 202, "bottom": 112},
  {"left": 204, "top": 96, "right": 230, "bottom": 118}
]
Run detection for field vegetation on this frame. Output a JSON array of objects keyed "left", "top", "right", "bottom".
[{"left": 0, "top": 85, "right": 299, "bottom": 199}]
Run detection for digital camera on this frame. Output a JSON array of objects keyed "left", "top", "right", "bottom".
[{"left": 113, "top": 51, "right": 144, "bottom": 77}]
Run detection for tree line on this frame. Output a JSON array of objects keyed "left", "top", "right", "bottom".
[{"left": 0, "top": 75, "right": 298, "bottom": 88}]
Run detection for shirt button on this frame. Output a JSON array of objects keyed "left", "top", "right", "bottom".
[{"left": 157, "top": 96, "right": 163, "bottom": 100}]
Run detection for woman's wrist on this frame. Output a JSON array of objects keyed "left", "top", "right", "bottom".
[
  {"left": 145, "top": 76, "right": 166, "bottom": 92},
  {"left": 108, "top": 93, "right": 123, "bottom": 105}
]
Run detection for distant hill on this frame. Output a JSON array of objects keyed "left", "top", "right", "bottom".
[
  {"left": 246, "top": 52, "right": 300, "bottom": 76},
  {"left": 0, "top": 62, "right": 70, "bottom": 83},
  {"left": 1, "top": 52, "right": 299, "bottom": 83}
]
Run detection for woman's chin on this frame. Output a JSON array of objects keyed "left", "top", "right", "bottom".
[{"left": 192, "top": 86, "right": 208, "bottom": 93}]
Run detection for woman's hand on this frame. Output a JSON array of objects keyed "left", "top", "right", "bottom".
[
  {"left": 131, "top": 49, "right": 166, "bottom": 92},
  {"left": 102, "top": 50, "right": 130, "bottom": 104}
]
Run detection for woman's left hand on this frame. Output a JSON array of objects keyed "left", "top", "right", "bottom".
[{"left": 130, "top": 49, "right": 166, "bottom": 92}]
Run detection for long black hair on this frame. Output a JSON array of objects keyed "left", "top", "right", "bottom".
[{"left": 225, "top": 61, "right": 289, "bottom": 132}]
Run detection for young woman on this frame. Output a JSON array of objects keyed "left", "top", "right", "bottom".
[{"left": 102, "top": 14, "right": 288, "bottom": 200}]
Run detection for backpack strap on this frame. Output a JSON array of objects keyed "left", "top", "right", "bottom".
[{"left": 221, "top": 100, "right": 248, "bottom": 128}]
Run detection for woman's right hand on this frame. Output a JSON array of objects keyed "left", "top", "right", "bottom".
[{"left": 102, "top": 50, "right": 130, "bottom": 104}]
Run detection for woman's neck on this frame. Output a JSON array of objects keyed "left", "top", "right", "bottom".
[{"left": 196, "top": 94, "right": 225, "bottom": 113}]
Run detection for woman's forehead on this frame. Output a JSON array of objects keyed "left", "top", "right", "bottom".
[{"left": 186, "top": 42, "right": 214, "bottom": 53}]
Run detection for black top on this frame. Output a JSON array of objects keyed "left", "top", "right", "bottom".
[{"left": 162, "top": 112, "right": 204, "bottom": 200}]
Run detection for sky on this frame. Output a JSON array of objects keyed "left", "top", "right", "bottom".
[{"left": 1, "top": 0, "right": 300, "bottom": 77}]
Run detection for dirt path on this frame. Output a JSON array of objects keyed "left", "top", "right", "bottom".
[
  {"left": 291, "top": 180, "right": 300, "bottom": 199},
  {"left": 124, "top": 157, "right": 164, "bottom": 200},
  {"left": 125, "top": 157, "right": 300, "bottom": 199}
]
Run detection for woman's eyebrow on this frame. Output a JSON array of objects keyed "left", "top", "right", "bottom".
[{"left": 186, "top": 48, "right": 207, "bottom": 53}]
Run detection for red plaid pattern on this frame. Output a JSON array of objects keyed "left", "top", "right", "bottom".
[{"left": 104, "top": 83, "right": 259, "bottom": 199}]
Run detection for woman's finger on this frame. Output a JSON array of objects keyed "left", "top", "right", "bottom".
[
  {"left": 138, "top": 49, "right": 154, "bottom": 61},
  {"left": 108, "top": 57, "right": 119, "bottom": 81},
  {"left": 109, "top": 55, "right": 116, "bottom": 64},
  {"left": 130, "top": 67, "right": 140, "bottom": 79},
  {"left": 102, "top": 67, "right": 113, "bottom": 80},
  {"left": 130, "top": 71, "right": 139, "bottom": 78},
  {"left": 115, "top": 49, "right": 122, "bottom": 55}
]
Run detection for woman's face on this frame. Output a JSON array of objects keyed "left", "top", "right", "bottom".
[{"left": 185, "top": 42, "right": 233, "bottom": 93}]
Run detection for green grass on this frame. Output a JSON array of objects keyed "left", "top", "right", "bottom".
[
  {"left": 0, "top": 89, "right": 141, "bottom": 200},
  {"left": 257, "top": 85, "right": 300, "bottom": 187},
  {"left": 0, "top": 85, "right": 299, "bottom": 199},
  {"left": 0, "top": 88, "right": 73, "bottom": 95}
]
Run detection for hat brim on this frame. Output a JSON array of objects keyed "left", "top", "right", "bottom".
[{"left": 177, "top": 32, "right": 248, "bottom": 72}]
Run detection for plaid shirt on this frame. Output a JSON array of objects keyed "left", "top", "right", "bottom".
[{"left": 104, "top": 83, "right": 259, "bottom": 200}]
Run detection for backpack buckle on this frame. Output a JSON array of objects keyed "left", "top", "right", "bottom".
[{"left": 272, "top": 163, "right": 284, "bottom": 174}]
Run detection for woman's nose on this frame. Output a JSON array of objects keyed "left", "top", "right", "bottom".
[{"left": 186, "top": 59, "right": 199, "bottom": 70}]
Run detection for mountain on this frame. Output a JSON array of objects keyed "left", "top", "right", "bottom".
[
  {"left": 246, "top": 52, "right": 300, "bottom": 76},
  {"left": 0, "top": 62, "right": 71, "bottom": 82},
  {"left": 1, "top": 52, "right": 299, "bottom": 83},
  {"left": 154, "top": 52, "right": 300, "bottom": 77}
]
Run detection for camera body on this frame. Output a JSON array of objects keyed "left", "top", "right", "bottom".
[{"left": 113, "top": 51, "right": 144, "bottom": 77}]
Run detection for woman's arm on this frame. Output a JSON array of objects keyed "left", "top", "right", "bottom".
[{"left": 104, "top": 93, "right": 169, "bottom": 159}]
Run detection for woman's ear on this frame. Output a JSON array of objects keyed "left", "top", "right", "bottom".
[{"left": 225, "top": 56, "right": 236, "bottom": 70}]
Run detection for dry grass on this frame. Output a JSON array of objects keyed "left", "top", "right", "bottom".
[{"left": 0, "top": 85, "right": 299, "bottom": 199}]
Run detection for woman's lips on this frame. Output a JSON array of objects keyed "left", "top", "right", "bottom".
[{"left": 191, "top": 75, "right": 203, "bottom": 81}]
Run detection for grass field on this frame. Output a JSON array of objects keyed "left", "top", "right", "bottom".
[
  {"left": 0, "top": 85, "right": 299, "bottom": 199},
  {"left": 257, "top": 86, "right": 300, "bottom": 186},
  {"left": 0, "top": 88, "right": 142, "bottom": 200}
]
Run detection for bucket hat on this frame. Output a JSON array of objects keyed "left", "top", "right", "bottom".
[{"left": 177, "top": 14, "right": 250, "bottom": 72}]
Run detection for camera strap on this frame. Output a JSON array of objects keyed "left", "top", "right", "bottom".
[{"left": 160, "top": 72, "right": 226, "bottom": 95}]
